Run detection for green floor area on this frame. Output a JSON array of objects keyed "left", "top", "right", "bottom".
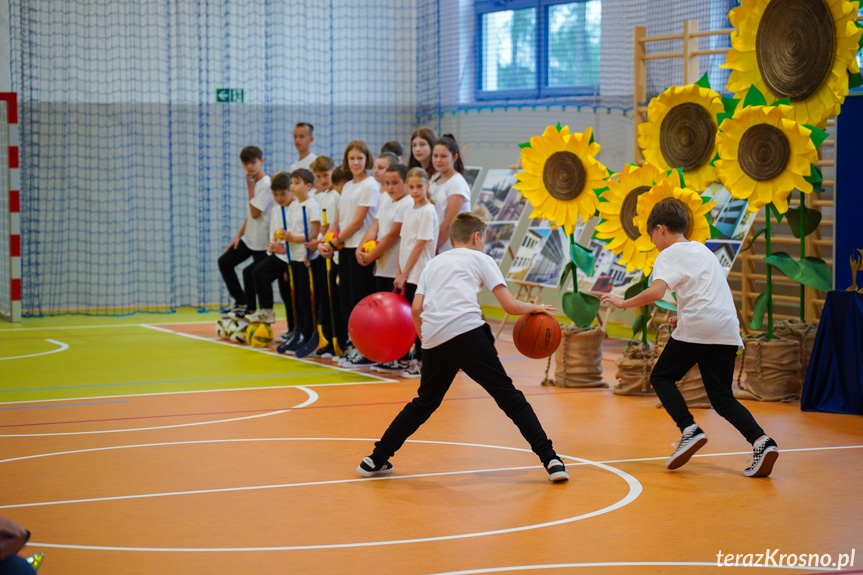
[{"left": 0, "top": 314, "right": 381, "bottom": 403}]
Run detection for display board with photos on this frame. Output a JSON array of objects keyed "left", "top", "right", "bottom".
[
  {"left": 472, "top": 169, "right": 529, "bottom": 264},
  {"left": 507, "top": 218, "right": 583, "bottom": 288}
]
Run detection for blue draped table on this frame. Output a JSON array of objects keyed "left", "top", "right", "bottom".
[{"left": 802, "top": 291, "right": 863, "bottom": 415}]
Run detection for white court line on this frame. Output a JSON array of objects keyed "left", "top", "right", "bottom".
[
  {"left": 427, "top": 561, "right": 817, "bottom": 573},
  {"left": 9, "top": 438, "right": 643, "bottom": 551},
  {"left": 0, "top": 386, "right": 317, "bottom": 437},
  {"left": 140, "top": 323, "right": 395, "bottom": 383},
  {"left": 0, "top": 339, "right": 68, "bottom": 360}
]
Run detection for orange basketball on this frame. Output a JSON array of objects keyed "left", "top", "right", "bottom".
[{"left": 512, "top": 313, "right": 562, "bottom": 359}]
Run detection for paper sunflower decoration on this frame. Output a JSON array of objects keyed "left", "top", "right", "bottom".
[
  {"left": 595, "top": 162, "right": 681, "bottom": 275},
  {"left": 723, "top": 0, "right": 863, "bottom": 127},
  {"left": 515, "top": 124, "right": 609, "bottom": 235},
  {"left": 637, "top": 82, "right": 725, "bottom": 192},
  {"left": 714, "top": 96, "right": 819, "bottom": 213},
  {"left": 633, "top": 180, "right": 717, "bottom": 268}
]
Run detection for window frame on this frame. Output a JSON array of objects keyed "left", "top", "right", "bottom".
[{"left": 475, "top": 0, "right": 600, "bottom": 101}]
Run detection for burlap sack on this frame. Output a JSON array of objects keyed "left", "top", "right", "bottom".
[
  {"left": 541, "top": 325, "right": 607, "bottom": 388},
  {"left": 654, "top": 324, "right": 711, "bottom": 408},
  {"left": 612, "top": 341, "right": 656, "bottom": 396},
  {"left": 735, "top": 334, "right": 802, "bottom": 402},
  {"left": 773, "top": 319, "right": 817, "bottom": 381}
]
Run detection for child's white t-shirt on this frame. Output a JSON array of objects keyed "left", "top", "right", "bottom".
[
  {"left": 241, "top": 175, "right": 274, "bottom": 251},
  {"left": 267, "top": 204, "right": 290, "bottom": 262},
  {"left": 429, "top": 172, "right": 471, "bottom": 253},
  {"left": 651, "top": 240, "right": 744, "bottom": 348},
  {"left": 416, "top": 248, "right": 505, "bottom": 349},
  {"left": 399, "top": 203, "right": 439, "bottom": 285},
  {"left": 290, "top": 154, "right": 318, "bottom": 172},
  {"left": 374, "top": 194, "right": 413, "bottom": 279},
  {"left": 339, "top": 177, "right": 380, "bottom": 249},
  {"left": 285, "top": 197, "right": 322, "bottom": 262}
]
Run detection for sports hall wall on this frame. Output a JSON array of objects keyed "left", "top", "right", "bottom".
[{"left": 6, "top": 0, "right": 737, "bottom": 316}]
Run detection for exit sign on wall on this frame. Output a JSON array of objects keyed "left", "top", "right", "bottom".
[{"left": 216, "top": 89, "right": 244, "bottom": 103}]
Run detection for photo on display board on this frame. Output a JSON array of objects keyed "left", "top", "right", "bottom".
[
  {"left": 463, "top": 166, "right": 483, "bottom": 190},
  {"left": 507, "top": 219, "right": 584, "bottom": 288},
  {"left": 472, "top": 169, "right": 528, "bottom": 264}
]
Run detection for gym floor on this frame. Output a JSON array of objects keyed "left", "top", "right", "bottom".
[{"left": 2, "top": 310, "right": 861, "bottom": 575}]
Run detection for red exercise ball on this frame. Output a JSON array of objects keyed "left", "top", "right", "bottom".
[
  {"left": 348, "top": 291, "right": 417, "bottom": 363},
  {"left": 513, "top": 313, "right": 561, "bottom": 359}
]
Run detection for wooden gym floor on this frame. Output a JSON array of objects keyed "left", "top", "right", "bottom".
[{"left": 1, "top": 310, "right": 861, "bottom": 575}]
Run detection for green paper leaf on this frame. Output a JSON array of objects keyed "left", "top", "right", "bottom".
[
  {"left": 743, "top": 85, "right": 767, "bottom": 108},
  {"left": 555, "top": 122, "right": 562, "bottom": 131},
  {"left": 710, "top": 223, "right": 723, "bottom": 239},
  {"left": 717, "top": 113, "right": 733, "bottom": 127},
  {"left": 562, "top": 291, "right": 600, "bottom": 328},
  {"left": 804, "top": 163, "right": 824, "bottom": 192},
  {"left": 750, "top": 292, "right": 769, "bottom": 330},
  {"left": 625, "top": 281, "right": 646, "bottom": 300},
  {"left": 796, "top": 257, "right": 832, "bottom": 292},
  {"left": 764, "top": 253, "right": 833, "bottom": 291},
  {"left": 695, "top": 72, "right": 711, "bottom": 90},
  {"left": 631, "top": 313, "right": 645, "bottom": 340},
  {"left": 740, "top": 226, "right": 766, "bottom": 252},
  {"left": 768, "top": 203, "right": 785, "bottom": 223},
  {"left": 769, "top": 97, "right": 790, "bottom": 108},
  {"left": 850, "top": 72, "right": 863, "bottom": 90},
  {"left": 570, "top": 242, "right": 596, "bottom": 277},
  {"left": 722, "top": 96, "right": 739, "bottom": 116},
  {"left": 654, "top": 298, "right": 677, "bottom": 312},
  {"left": 519, "top": 142, "right": 531, "bottom": 149},
  {"left": 589, "top": 130, "right": 595, "bottom": 145},
  {"left": 677, "top": 168, "right": 686, "bottom": 189},
  {"left": 803, "top": 125, "right": 829, "bottom": 149},
  {"left": 784, "top": 205, "right": 822, "bottom": 238},
  {"left": 557, "top": 261, "right": 575, "bottom": 296}
]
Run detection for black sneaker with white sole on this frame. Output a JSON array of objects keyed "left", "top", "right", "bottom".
[
  {"left": 546, "top": 458, "right": 569, "bottom": 482},
  {"left": 743, "top": 437, "right": 778, "bottom": 477},
  {"left": 666, "top": 424, "right": 708, "bottom": 470},
  {"left": 357, "top": 456, "right": 393, "bottom": 477}
]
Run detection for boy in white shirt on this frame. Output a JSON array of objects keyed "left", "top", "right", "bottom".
[
  {"left": 601, "top": 198, "right": 778, "bottom": 478},
  {"left": 246, "top": 172, "right": 295, "bottom": 331},
  {"left": 218, "top": 146, "right": 274, "bottom": 319},
  {"left": 357, "top": 212, "right": 570, "bottom": 483},
  {"left": 250, "top": 169, "right": 322, "bottom": 354},
  {"left": 289, "top": 122, "right": 317, "bottom": 172}
]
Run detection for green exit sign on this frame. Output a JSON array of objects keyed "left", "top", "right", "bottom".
[{"left": 216, "top": 88, "right": 244, "bottom": 103}]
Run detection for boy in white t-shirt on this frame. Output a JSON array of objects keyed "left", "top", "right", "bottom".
[
  {"left": 357, "top": 212, "right": 570, "bottom": 483},
  {"left": 601, "top": 198, "right": 778, "bottom": 478},
  {"left": 218, "top": 146, "right": 274, "bottom": 319},
  {"left": 249, "top": 169, "right": 321, "bottom": 354},
  {"left": 289, "top": 122, "right": 317, "bottom": 172},
  {"left": 245, "top": 172, "right": 295, "bottom": 330}
]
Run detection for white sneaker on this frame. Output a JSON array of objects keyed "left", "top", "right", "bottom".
[
  {"left": 401, "top": 360, "right": 422, "bottom": 378},
  {"left": 245, "top": 308, "right": 276, "bottom": 324},
  {"left": 666, "top": 424, "right": 708, "bottom": 470}
]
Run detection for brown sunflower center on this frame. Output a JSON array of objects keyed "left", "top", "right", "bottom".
[
  {"left": 542, "top": 151, "right": 586, "bottom": 201},
  {"left": 738, "top": 124, "right": 791, "bottom": 182},
  {"left": 620, "top": 185, "right": 651, "bottom": 240},
  {"left": 659, "top": 103, "right": 716, "bottom": 172},
  {"left": 755, "top": 0, "right": 835, "bottom": 102}
]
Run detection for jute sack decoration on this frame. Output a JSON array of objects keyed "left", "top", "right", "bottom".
[
  {"left": 612, "top": 341, "right": 656, "bottom": 396},
  {"left": 541, "top": 324, "right": 607, "bottom": 388},
  {"left": 773, "top": 319, "right": 817, "bottom": 381},
  {"left": 735, "top": 334, "right": 802, "bottom": 402},
  {"left": 654, "top": 324, "right": 711, "bottom": 408}
]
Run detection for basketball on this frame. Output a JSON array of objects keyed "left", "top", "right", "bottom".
[
  {"left": 228, "top": 319, "right": 249, "bottom": 344},
  {"left": 215, "top": 317, "right": 231, "bottom": 339},
  {"left": 245, "top": 322, "right": 274, "bottom": 348},
  {"left": 348, "top": 291, "right": 416, "bottom": 363},
  {"left": 512, "top": 313, "right": 561, "bottom": 359}
]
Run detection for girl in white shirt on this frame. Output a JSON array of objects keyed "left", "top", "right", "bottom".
[
  {"left": 407, "top": 127, "right": 437, "bottom": 178},
  {"left": 429, "top": 134, "right": 471, "bottom": 254},
  {"left": 325, "top": 141, "right": 380, "bottom": 365},
  {"left": 396, "top": 167, "right": 439, "bottom": 377},
  {"left": 357, "top": 164, "right": 413, "bottom": 293}
]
